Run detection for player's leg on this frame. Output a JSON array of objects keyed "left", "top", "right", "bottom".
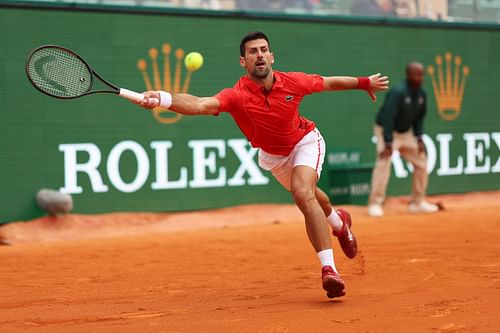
[
  {"left": 398, "top": 134, "right": 437, "bottom": 213},
  {"left": 264, "top": 157, "right": 350, "bottom": 251},
  {"left": 315, "top": 187, "right": 357, "bottom": 258},
  {"left": 259, "top": 149, "right": 332, "bottom": 251},
  {"left": 291, "top": 165, "right": 345, "bottom": 298},
  {"left": 315, "top": 187, "right": 332, "bottom": 217},
  {"left": 291, "top": 167, "right": 331, "bottom": 252},
  {"left": 259, "top": 129, "right": 347, "bottom": 297},
  {"left": 368, "top": 125, "right": 393, "bottom": 217},
  {"left": 260, "top": 149, "right": 341, "bottom": 253}
]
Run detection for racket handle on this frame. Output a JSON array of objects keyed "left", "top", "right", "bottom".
[
  {"left": 119, "top": 88, "right": 144, "bottom": 102},
  {"left": 119, "top": 88, "right": 159, "bottom": 107}
]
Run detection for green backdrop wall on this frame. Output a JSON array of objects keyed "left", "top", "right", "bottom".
[{"left": 1, "top": 3, "right": 499, "bottom": 223}]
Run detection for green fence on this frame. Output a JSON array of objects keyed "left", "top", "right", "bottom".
[{"left": 1, "top": 2, "right": 499, "bottom": 223}]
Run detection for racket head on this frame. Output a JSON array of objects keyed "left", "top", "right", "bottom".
[{"left": 26, "top": 45, "right": 94, "bottom": 99}]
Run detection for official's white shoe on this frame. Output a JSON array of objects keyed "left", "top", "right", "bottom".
[
  {"left": 408, "top": 201, "right": 439, "bottom": 214},
  {"left": 368, "top": 204, "right": 384, "bottom": 217}
]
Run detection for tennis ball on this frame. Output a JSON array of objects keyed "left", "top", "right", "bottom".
[{"left": 184, "top": 52, "right": 204, "bottom": 71}]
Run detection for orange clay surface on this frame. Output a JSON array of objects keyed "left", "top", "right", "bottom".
[{"left": 0, "top": 191, "right": 499, "bottom": 333}]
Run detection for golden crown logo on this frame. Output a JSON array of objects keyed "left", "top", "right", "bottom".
[
  {"left": 137, "top": 43, "right": 198, "bottom": 124},
  {"left": 427, "top": 52, "right": 470, "bottom": 121}
]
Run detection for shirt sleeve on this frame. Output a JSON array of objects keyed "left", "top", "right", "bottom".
[
  {"left": 413, "top": 93, "right": 426, "bottom": 138},
  {"left": 290, "top": 72, "right": 325, "bottom": 95},
  {"left": 377, "top": 89, "right": 401, "bottom": 144},
  {"left": 214, "top": 88, "right": 239, "bottom": 115}
]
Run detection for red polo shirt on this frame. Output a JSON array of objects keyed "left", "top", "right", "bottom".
[{"left": 215, "top": 71, "right": 325, "bottom": 156}]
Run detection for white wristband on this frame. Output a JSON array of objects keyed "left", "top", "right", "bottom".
[{"left": 159, "top": 91, "right": 172, "bottom": 109}]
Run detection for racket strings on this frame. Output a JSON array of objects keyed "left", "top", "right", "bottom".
[{"left": 27, "top": 47, "right": 92, "bottom": 98}]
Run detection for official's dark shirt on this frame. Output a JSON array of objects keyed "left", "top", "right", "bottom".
[{"left": 375, "top": 80, "right": 427, "bottom": 143}]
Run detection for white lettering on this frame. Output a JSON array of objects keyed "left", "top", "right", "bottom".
[
  {"left": 436, "top": 133, "right": 464, "bottom": 176},
  {"left": 464, "top": 133, "right": 490, "bottom": 174},
  {"left": 373, "top": 132, "right": 499, "bottom": 178},
  {"left": 491, "top": 132, "right": 500, "bottom": 173},
  {"left": 150, "top": 141, "right": 188, "bottom": 189},
  {"left": 107, "top": 141, "right": 149, "bottom": 193},
  {"left": 227, "top": 139, "right": 269, "bottom": 186},
  {"left": 61, "top": 132, "right": 499, "bottom": 195},
  {"left": 59, "top": 143, "right": 108, "bottom": 194},
  {"left": 189, "top": 140, "right": 226, "bottom": 188}
]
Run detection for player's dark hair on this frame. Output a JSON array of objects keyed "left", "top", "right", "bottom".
[{"left": 240, "top": 31, "right": 271, "bottom": 57}]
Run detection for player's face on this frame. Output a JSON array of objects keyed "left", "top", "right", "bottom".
[{"left": 240, "top": 39, "right": 274, "bottom": 79}]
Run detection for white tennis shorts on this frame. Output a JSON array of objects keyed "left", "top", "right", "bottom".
[{"left": 258, "top": 128, "right": 326, "bottom": 191}]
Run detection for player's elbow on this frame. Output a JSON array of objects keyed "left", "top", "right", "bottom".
[
  {"left": 196, "top": 103, "right": 209, "bottom": 115},
  {"left": 324, "top": 81, "right": 335, "bottom": 91},
  {"left": 197, "top": 101, "right": 218, "bottom": 116}
]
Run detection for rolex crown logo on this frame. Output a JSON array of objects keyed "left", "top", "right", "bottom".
[
  {"left": 137, "top": 43, "right": 199, "bottom": 124},
  {"left": 427, "top": 52, "right": 469, "bottom": 121}
]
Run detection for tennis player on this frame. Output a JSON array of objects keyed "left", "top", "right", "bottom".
[{"left": 135, "top": 31, "right": 389, "bottom": 298}]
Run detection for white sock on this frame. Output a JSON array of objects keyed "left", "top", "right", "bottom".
[
  {"left": 326, "top": 209, "right": 343, "bottom": 232},
  {"left": 317, "top": 249, "right": 338, "bottom": 273}
]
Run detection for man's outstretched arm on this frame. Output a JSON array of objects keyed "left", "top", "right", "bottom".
[
  {"left": 136, "top": 91, "right": 220, "bottom": 115},
  {"left": 323, "top": 73, "right": 389, "bottom": 101}
]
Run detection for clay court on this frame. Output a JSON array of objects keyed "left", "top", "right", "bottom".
[{"left": 0, "top": 191, "right": 499, "bottom": 333}]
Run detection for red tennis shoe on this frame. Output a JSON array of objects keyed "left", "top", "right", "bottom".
[
  {"left": 322, "top": 265, "right": 345, "bottom": 298},
  {"left": 333, "top": 208, "right": 358, "bottom": 259}
]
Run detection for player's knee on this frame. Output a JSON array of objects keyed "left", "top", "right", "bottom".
[
  {"left": 413, "top": 162, "right": 427, "bottom": 172},
  {"left": 291, "top": 186, "right": 315, "bottom": 206}
]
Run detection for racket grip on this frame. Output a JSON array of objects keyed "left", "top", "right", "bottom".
[
  {"left": 119, "top": 88, "right": 159, "bottom": 107},
  {"left": 119, "top": 88, "right": 144, "bottom": 102}
]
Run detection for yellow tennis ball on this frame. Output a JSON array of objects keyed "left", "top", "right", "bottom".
[{"left": 184, "top": 52, "right": 204, "bottom": 71}]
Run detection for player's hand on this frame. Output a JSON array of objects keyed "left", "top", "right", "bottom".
[
  {"left": 367, "top": 73, "right": 389, "bottom": 101},
  {"left": 133, "top": 91, "right": 161, "bottom": 109},
  {"left": 418, "top": 140, "right": 426, "bottom": 155},
  {"left": 378, "top": 144, "right": 393, "bottom": 159}
]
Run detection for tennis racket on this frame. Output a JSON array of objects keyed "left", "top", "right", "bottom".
[{"left": 25, "top": 45, "right": 159, "bottom": 105}]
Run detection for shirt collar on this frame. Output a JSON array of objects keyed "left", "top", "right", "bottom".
[{"left": 243, "top": 71, "right": 284, "bottom": 92}]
